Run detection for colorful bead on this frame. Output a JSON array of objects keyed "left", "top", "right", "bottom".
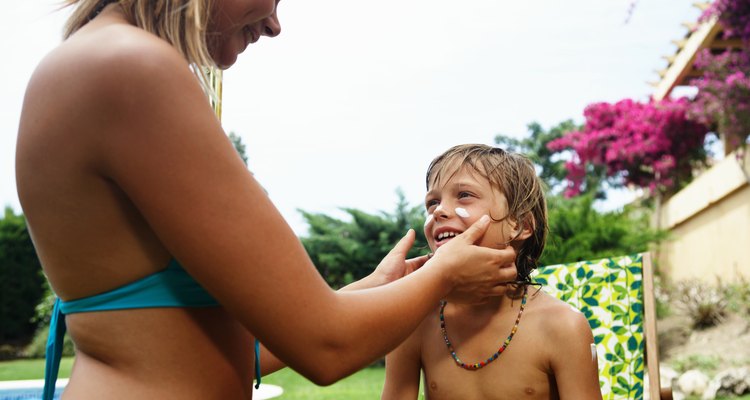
[{"left": 439, "top": 286, "right": 528, "bottom": 371}]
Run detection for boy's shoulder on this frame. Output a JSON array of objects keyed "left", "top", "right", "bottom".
[{"left": 525, "top": 288, "right": 592, "bottom": 339}]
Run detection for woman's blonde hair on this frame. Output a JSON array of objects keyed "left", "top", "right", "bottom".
[
  {"left": 62, "top": 0, "right": 217, "bottom": 97},
  {"left": 426, "top": 144, "right": 549, "bottom": 283}
]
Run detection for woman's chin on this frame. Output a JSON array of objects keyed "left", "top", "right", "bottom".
[
  {"left": 215, "top": 55, "right": 238, "bottom": 70},
  {"left": 210, "top": 46, "right": 241, "bottom": 69}
]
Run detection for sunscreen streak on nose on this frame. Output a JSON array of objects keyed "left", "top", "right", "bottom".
[
  {"left": 455, "top": 208, "right": 470, "bottom": 218},
  {"left": 434, "top": 205, "right": 443, "bottom": 213},
  {"left": 424, "top": 214, "right": 434, "bottom": 227},
  {"left": 591, "top": 344, "right": 597, "bottom": 361}
]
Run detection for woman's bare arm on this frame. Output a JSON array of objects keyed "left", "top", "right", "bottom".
[
  {"left": 36, "top": 28, "right": 517, "bottom": 385},
  {"left": 341, "top": 232, "right": 430, "bottom": 292},
  {"left": 261, "top": 230, "right": 428, "bottom": 377}
]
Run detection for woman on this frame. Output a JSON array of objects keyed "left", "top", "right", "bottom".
[{"left": 16, "top": 1, "right": 518, "bottom": 398}]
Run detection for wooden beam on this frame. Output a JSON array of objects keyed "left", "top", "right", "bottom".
[
  {"left": 710, "top": 38, "right": 745, "bottom": 49},
  {"left": 661, "top": 55, "right": 677, "bottom": 65},
  {"left": 653, "top": 17, "right": 721, "bottom": 101},
  {"left": 693, "top": 1, "right": 711, "bottom": 11},
  {"left": 681, "top": 21, "right": 699, "bottom": 32},
  {"left": 671, "top": 38, "right": 689, "bottom": 49},
  {"left": 642, "top": 253, "right": 662, "bottom": 400},
  {"left": 686, "top": 70, "right": 703, "bottom": 79}
]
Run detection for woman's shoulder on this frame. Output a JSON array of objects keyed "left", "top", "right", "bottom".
[{"left": 30, "top": 20, "right": 193, "bottom": 104}]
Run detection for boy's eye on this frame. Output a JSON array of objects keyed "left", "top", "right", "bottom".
[
  {"left": 425, "top": 199, "right": 439, "bottom": 211},
  {"left": 458, "top": 191, "right": 472, "bottom": 199}
]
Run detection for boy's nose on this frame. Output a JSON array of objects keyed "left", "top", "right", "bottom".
[{"left": 433, "top": 204, "right": 452, "bottom": 219}]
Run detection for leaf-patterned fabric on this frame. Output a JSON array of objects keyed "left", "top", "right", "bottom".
[{"left": 532, "top": 254, "right": 645, "bottom": 399}]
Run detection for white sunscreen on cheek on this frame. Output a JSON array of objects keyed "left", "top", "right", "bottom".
[
  {"left": 455, "top": 207, "right": 470, "bottom": 218},
  {"left": 591, "top": 344, "right": 597, "bottom": 362}
]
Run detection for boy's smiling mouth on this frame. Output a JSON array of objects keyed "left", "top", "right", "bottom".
[
  {"left": 434, "top": 228, "right": 463, "bottom": 247},
  {"left": 436, "top": 231, "right": 458, "bottom": 240}
]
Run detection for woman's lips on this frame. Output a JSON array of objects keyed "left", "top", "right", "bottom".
[{"left": 242, "top": 27, "right": 257, "bottom": 50}]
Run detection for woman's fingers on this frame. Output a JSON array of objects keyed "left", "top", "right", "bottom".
[
  {"left": 390, "top": 229, "right": 416, "bottom": 258},
  {"left": 404, "top": 254, "right": 430, "bottom": 275},
  {"left": 497, "top": 259, "right": 518, "bottom": 283},
  {"left": 364, "top": 230, "right": 420, "bottom": 288},
  {"left": 457, "top": 215, "right": 491, "bottom": 244}
]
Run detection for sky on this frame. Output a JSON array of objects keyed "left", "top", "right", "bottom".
[{"left": 1, "top": 0, "right": 702, "bottom": 235}]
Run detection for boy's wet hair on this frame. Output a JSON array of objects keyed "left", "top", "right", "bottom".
[{"left": 425, "top": 144, "right": 548, "bottom": 283}]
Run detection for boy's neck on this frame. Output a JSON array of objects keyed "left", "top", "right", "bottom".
[{"left": 445, "top": 285, "right": 526, "bottom": 312}]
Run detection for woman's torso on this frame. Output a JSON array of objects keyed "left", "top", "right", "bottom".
[{"left": 16, "top": 8, "right": 257, "bottom": 399}]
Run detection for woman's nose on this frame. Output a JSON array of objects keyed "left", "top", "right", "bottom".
[{"left": 263, "top": 13, "right": 281, "bottom": 38}]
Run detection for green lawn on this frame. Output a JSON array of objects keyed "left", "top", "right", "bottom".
[
  {"left": 263, "top": 366, "right": 393, "bottom": 399},
  {"left": 0, "top": 357, "right": 73, "bottom": 381},
  {"left": 0, "top": 358, "right": 391, "bottom": 399},
  {"left": 4, "top": 358, "right": 750, "bottom": 400}
]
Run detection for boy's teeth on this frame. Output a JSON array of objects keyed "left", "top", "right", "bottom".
[{"left": 437, "top": 232, "right": 457, "bottom": 240}]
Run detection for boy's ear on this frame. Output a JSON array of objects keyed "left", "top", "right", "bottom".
[{"left": 512, "top": 216, "right": 534, "bottom": 241}]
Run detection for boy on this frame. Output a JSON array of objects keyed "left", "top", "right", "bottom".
[{"left": 382, "top": 144, "right": 602, "bottom": 400}]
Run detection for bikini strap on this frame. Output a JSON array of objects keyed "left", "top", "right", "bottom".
[
  {"left": 42, "top": 297, "right": 263, "bottom": 395},
  {"left": 42, "top": 298, "right": 66, "bottom": 400},
  {"left": 254, "top": 339, "right": 262, "bottom": 389}
]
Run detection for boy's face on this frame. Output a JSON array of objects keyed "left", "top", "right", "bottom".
[{"left": 424, "top": 166, "right": 524, "bottom": 252}]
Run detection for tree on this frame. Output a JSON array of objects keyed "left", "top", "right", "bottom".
[
  {"left": 496, "top": 123, "right": 667, "bottom": 266},
  {"left": 547, "top": 98, "right": 710, "bottom": 197},
  {"left": 688, "top": 50, "right": 750, "bottom": 153},
  {"left": 299, "top": 190, "right": 428, "bottom": 289},
  {"left": 228, "top": 131, "right": 249, "bottom": 165},
  {"left": 496, "top": 120, "right": 609, "bottom": 198},
  {"left": 541, "top": 195, "right": 666, "bottom": 266},
  {"left": 0, "top": 207, "right": 44, "bottom": 345},
  {"left": 701, "top": 0, "right": 750, "bottom": 44}
]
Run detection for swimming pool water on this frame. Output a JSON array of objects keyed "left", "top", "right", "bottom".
[
  {"left": 0, "top": 388, "right": 61, "bottom": 400},
  {"left": 0, "top": 380, "right": 64, "bottom": 400},
  {"left": 0, "top": 381, "right": 282, "bottom": 399}
]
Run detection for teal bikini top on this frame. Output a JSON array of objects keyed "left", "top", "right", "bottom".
[{"left": 43, "top": 259, "right": 262, "bottom": 400}]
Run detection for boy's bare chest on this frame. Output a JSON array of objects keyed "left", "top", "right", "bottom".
[
  {"left": 421, "top": 359, "right": 557, "bottom": 400},
  {"left": 419, "top": 308, "right": 557, "bottom": 400}
]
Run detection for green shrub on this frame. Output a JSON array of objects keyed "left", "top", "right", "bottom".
[
  {"left": 719, "top": 275, "right": 750, "bottom": 315},
  {"left": 23, "top": 325, "right": 75, "bottom": 359},
  {"left": 540, "top": 194, "right": 666, "bottom": 266},
  {"left": 0, "top": 207, "right": 45, "bottom": 343},
  {"left": 671, "top": 353, "right": 721, "bottom": 374},
  {"left": 300, "top": 190, "right": 428, "bottom": 289},
  {"left": 654, "top": 276, "right": 673, "bottom": 319},
  {"left": 0, "top": 344, "right": 19, "bottom": 361},
  {"left": 675, "top": 280, "right": 727, "bottom": 329}
]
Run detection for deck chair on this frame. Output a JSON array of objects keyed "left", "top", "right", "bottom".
[{"left": 531, "top": 253, "right": 673, "bottom": 400}]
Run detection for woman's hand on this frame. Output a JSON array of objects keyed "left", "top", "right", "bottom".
[
  {"left": 341, "top": 230, "right": 429, "bottom": 291},
  {"left": 429, "top": 215, "right": 518, "bottom": 302}
]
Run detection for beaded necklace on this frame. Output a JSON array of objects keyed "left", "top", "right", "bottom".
[{"left": 439, "top": 285, "right": 528, "bottom": 370}]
